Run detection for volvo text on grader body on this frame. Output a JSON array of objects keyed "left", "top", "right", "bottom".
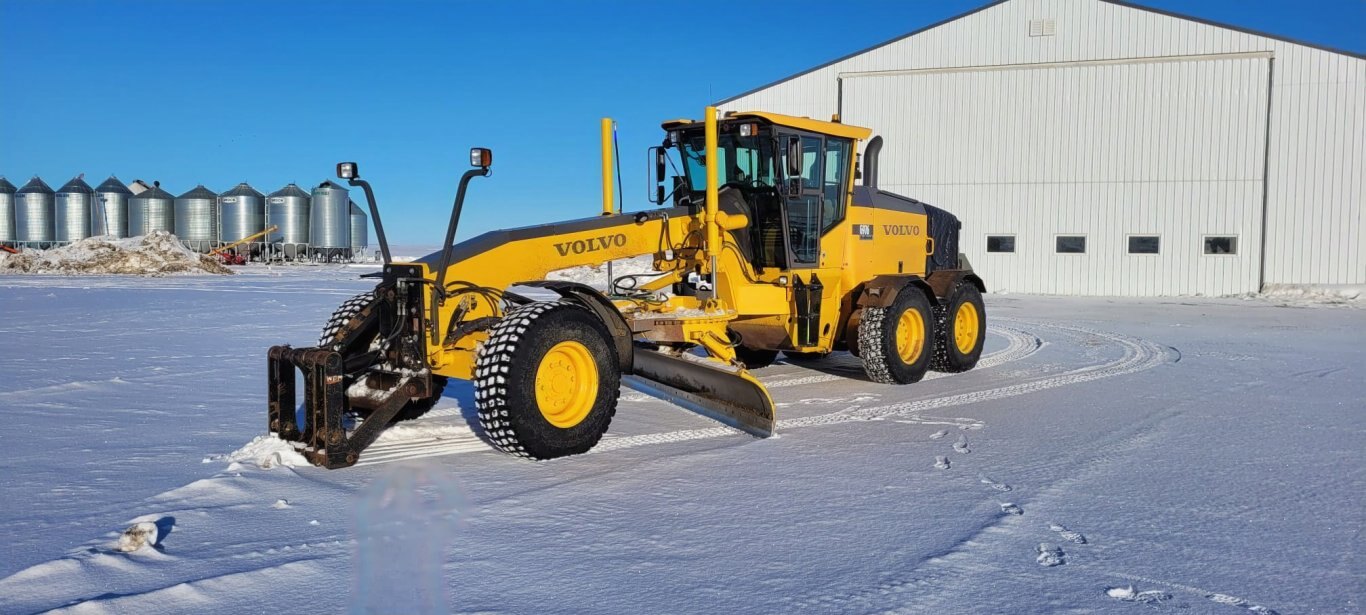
[{"left": 268, "top": 108, "right": 986, "bottom": 468}]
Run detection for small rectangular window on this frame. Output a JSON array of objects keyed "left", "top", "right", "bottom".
[
  {"left": 986, "top": 235, "right": 1015, "bottom": 253},
  {"left": 1127, "top": 235, "right": 1160, "bottom": 254},
  {"left": 1055, "top": 235, "right": 1086, "bottom": 254},
  {"left": 1204, "top": 236, "right": 1238, "bottom": 255}
]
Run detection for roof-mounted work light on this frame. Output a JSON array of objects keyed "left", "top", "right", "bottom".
[
  {"left": 470, "top": 148, "right": 493, "bottom": 168},
  {"left": 336, "top": 162, "right": 359, "bottom": 180}
]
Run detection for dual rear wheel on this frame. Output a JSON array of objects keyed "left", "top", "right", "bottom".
[{"left": 859, "top": 282, "right": 985, "bottom": 384}]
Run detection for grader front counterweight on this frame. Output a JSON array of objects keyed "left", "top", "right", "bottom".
[{"left": 267, "top": 106, "right": 985, "bottom": 468}]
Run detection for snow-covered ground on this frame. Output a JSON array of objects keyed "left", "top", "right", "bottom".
[{"left": 0, "top": 266, "right": 1361, "bottom": 614}]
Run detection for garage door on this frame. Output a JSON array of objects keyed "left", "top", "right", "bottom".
[{"left": 841, "top": 54, "right": 1271, "bottom": 296}]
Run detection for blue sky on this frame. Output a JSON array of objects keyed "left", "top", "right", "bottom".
[{"left": 2, "top": 0, "right": 1362, "bottom": 244}]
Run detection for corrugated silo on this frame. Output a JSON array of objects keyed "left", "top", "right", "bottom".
[
  {"left": 309, "top": 180, "right": 350, "bottom": 256},
  {"left": 15, "top": 177, "right": 55, "bottom": 245},
  {"left": 218, "top": 183, "right": 265, "bottom": 244},
  {"left": 54, "top": 176, "right": 95, "bottom": 242},
  {"left": 175, "top": 185, "right": 218, "bottom": 253},
  {"left": 0, "top": 177, "right": 15, "bottom": 246},
  {"left": 93, "top": 176, "right": 132, "bottom": 238},
  {"left": 349, "top": 200, "right": 368, "bottom": 257},
  {"left": 266, "top": 183, "right": 310, "bottom": 259},
  {"left": 128, "top": 183, "right": 175, "bottom": 236}
]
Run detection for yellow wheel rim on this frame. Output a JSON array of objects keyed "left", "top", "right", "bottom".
[
  {"left": 954, "top": 302, "right": 980, "bottom": 355},
  {"left": 534, "top": 340, "right": 598, "bottom": 428},
  {"left": 895, "top": 308, "right": 926, "bottom": 364}
]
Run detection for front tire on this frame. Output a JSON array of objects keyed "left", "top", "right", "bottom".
[
  {"left": 474, "top": 301, "right": 620, "bottom": 459},
  {"left": 859, "top": 287, "right": 935, "bottom": 384},
  {"left": 319, "top": 291, "right": 442, "bottom": 423},
  {"left": 735, "top": 346, "right": 779, "bottom": 369}
]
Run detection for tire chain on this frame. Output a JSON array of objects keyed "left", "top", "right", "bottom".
[
  {"left": 472, "top": 301, "right": 564, "bottom": 459},
  {"left": 318, "top": 291, "right": 375, "bottom": 350},
  {"left": 858, "top": 306, "right": 897, "bottom": 384}
]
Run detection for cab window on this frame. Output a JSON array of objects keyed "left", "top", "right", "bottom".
[{"left": 823, "top": 138, "right": 851, "bottom": 231}]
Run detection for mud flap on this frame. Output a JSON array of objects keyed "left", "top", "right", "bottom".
[{"left": 626, "top": 349, "right": 776, "bottom": 438}]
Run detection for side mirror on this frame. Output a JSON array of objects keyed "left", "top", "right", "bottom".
[
  {"left": 470, "top": 148, "right": 493, "bottom": 168},
  {"left": 785, "top": 137, "right": 802, "bottom": 178},
  {"left": 337, "top": 162, "right": 359, "bottom": 180},
  {"left": 647, "top": 145, "right": 667, "bottom": 204}
]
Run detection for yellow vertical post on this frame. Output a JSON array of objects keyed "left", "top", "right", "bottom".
[
  {"left": 600, "top": 118, "right": 614, "bottom": 216},
  {"left": 704, "top": 106, "right": 720, "bottom": 269}
]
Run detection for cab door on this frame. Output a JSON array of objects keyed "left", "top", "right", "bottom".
[{"left": 777, "top": 132, "right": 850, "bottom": 350}]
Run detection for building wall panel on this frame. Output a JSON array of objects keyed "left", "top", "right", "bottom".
[{"left": 718, "top": 0, "right": 1365, "bottom": 294}]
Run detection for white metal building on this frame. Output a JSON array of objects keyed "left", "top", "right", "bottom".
[{"left": 718, "top": 0, "right": 1364, "bottom": 296}]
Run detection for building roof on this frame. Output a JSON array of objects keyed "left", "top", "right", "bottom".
[
  {"left": 268, "top": 183, "right": 311, "bottom": 199},
  {"left": 96, "top": 176, "right": 133, "bottom": 195},
  {"left": 178, "top": 185, "right": 218, "bottom": 200},
  {"left": 662, "top": 110, "right": 873, "bottom": 140},
  {"left": 58, "top": 175, "right": 95, "bottom": 195},
  {"left": 220, "top": 182, "right": 264, "bottom": 199},
  {"left": 715, "top": 0, "right": 1365, "bottom": 105}
]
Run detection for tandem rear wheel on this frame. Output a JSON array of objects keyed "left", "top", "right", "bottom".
[
  {"left": 931, "top": 282, "right": 986, "bottom": 373},
  {"left": 858, "top": 287, "right": 936, "bottom": 384},
  {"left": 474, "top": 301, "right": 621, "bottom": 460}
]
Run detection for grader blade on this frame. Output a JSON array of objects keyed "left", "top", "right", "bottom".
[{"left": 627, "top": 349, "right": 776, "bottom": 438}]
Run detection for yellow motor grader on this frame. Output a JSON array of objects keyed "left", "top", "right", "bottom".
[{"left": 267, "top": 107, "right": 985, "bottom": 468}]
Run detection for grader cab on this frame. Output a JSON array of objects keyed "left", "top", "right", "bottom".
[{"left": 267, "top": 107, "right": 985, "bottom": 468}]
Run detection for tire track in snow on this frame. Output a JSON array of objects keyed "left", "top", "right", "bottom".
[
  {"left": 358, "top": 325, "right": 1042, "bottom": 465},
  {"left": 362, "top": 321, "right": 1160, "bottom": 464},
  {"left": 616, "top": 324, "right": 1040, "bottom": 402},
  {"left": 596, "top": 321, "right": 1169, "bottom": 453}
]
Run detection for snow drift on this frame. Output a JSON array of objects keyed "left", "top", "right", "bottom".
[{"left": 0, "top": 232, "right": 233, "bottom": 276}]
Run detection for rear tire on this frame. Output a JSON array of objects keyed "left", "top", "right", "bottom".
[
  {"left": 474, "top": 301, "right": 620, "bottom": 459},
  {"left": 859, "top": 287, "right": 935, "bottom": 384},
  {"left": 930, "top": 282, "right": 986, "bottom": 373}
]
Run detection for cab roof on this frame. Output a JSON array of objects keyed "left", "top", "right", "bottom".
[{"left": 661, "top": 110, "right": 872, "bottom": 141}]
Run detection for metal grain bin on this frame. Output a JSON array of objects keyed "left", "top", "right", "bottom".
[
  {"left": 266, "top": 183, "right": 310, "bottom": 259},
  {"left": 55, "top": 176, "right": 96, "bottom": 242},
  {"left": 175, "top": 185, "right": 218, "bottom": 252},
  {"left": 128, "top": 183, "right": 175, "bottom": 236},
  {"left": 348, "top": 200, "right": 368, "bottom": 256},
  {"left": 218, "top": 182, "right": 265, "bottom": 244},
  {"left": 0, "top": 177, "right": 15, "bottom": 246},
  {"left": 309, "top": 180, "right": 350, "bottom": 250},
  {"left": 15, "top": 176, "right": 55, "bottom": 245},
  {"left": 93, "top": 176, "right": 132, "bottom": 238}
]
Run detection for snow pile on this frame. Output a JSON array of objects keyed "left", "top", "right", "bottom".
[
  {"left": 548, "top": 255, "right": 660, "bottom": 289},
  {"left": 205, "top": 435, "right": 308, "bottom": 469},
  {"left": 1105, "top": 586, "right": 1171, "bottom": 604},
  {"left": 0, "top": 232, "right": 233, "bottom": 276},
  {"left": 116, "top": 522, "right": 159, "bottom": 553},
  {"left": 1244, "top": 284, "right": 1364, "bottom": 307}
]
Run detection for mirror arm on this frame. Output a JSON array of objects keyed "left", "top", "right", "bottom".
[
  {"left": 346, "top": 178, "right": 391, "bottom": 264},
  {"left": 432, "top": 167, "right": 492, "bottom": 344}
]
